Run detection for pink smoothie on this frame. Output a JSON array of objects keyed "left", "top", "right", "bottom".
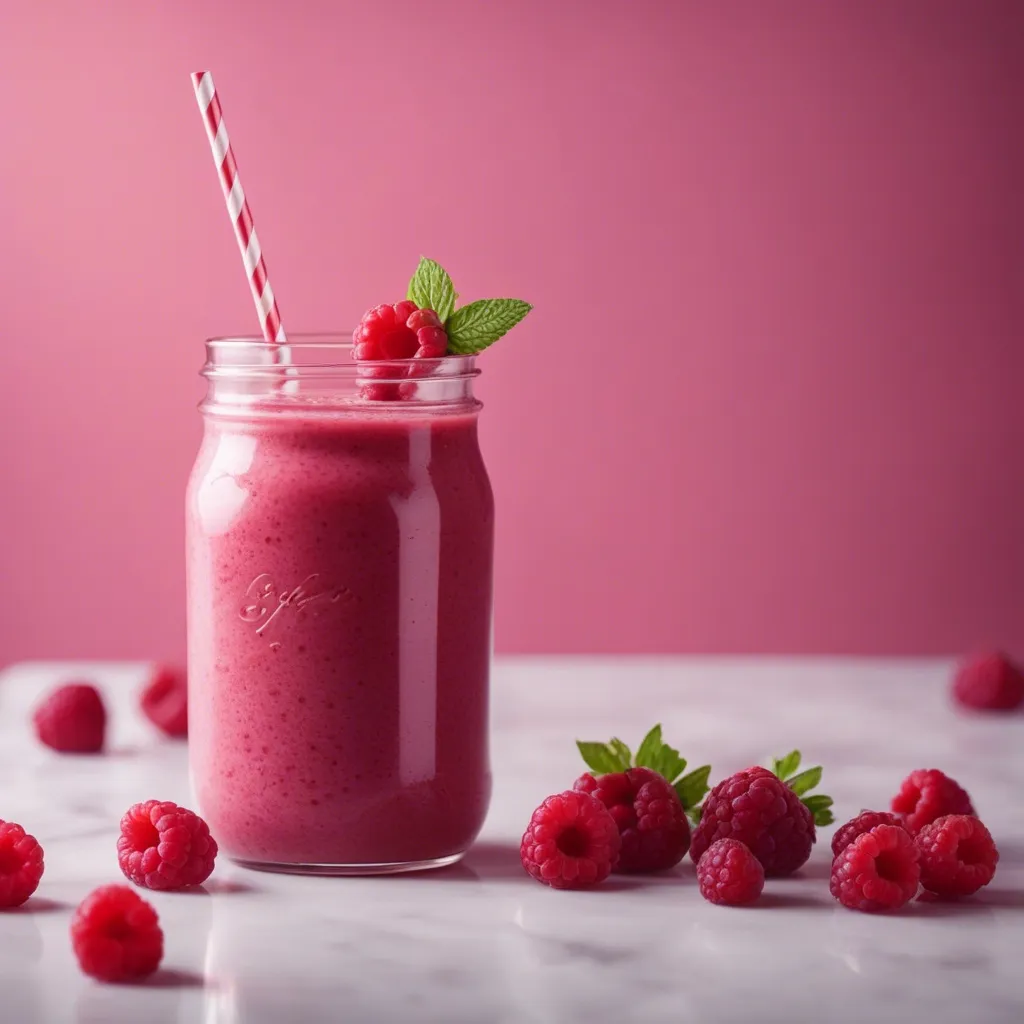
[{"left": 186, "top": 407, "right": 494, "bottom": 867}]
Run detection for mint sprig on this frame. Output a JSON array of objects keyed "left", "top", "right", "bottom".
[
  {"left": 404, "top": 256, "right": 532, "bottom": 353},
  {"left": 576, "top": 724, "right": 712, "bottom": 826},
  {"left": 407, "top": 257, "right": 456, "bottom": 325},
  {"left": 769, "top": 750, "right": 834, "bottom": 826}
]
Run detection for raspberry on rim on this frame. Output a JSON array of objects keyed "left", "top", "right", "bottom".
[{"left": 117, "top": 800, "right": 218, "bottom": 890}]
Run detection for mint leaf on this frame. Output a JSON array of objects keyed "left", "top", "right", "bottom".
[
  {"left": 772, "top": 750, "right": 801, "bottom": 780},
  {"left": 446, "top": 298, "right": 532, "bottom": 354},
  {"left": 802, "top": 794, "right": 834, "bottom": 826},
  {"left": 675, "top": 765, "right": 711, "bottom": 810},
  {"left": 609, "top": 738, "right": 632, "bottom": 768},
  {"left": 407, "top": 257, "right": 456, "bottom": 324},
  {"left": 576, "top": 740, "right": 630, "bottom": 774},
  {"left": 635, "top": 725, "right": 663, "bottom": 768},
  {"left": 786, "top": 766, "right": 822, "bottom": 797}
]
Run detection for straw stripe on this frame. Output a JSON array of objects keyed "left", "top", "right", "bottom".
[{"left": 191, "top": 71, "right": 287, "bottom": 351}]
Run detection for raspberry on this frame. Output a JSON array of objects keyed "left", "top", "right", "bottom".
[
  {"left": 573, "top": 768, "right": 690, "bottom": 872},
  {"left": 697, "top": 839, "right": 765, "bottom": 905},
  {"left": 0, "top": 821, "right": 45, "bottom": 908},
  {"left": 915, "top": 814, "right": 999, "bottom": 897},
  {"left": 891, "top": 769, "right": 974, "bottom": 834},
  {"left": 117, "top": 800, "right": 217, "bottom": 890},
  {"left": 830, "top": 824, "right": 921, "bottom": 912},
  {"left": 690, "top": 766, "right": 815, "bottom": 876},
  {"left": 952, "top": 652, "right": 1024, "bottom": 711},
  {"left": 70, "top": 885, "right": 163, "bottom": 982},
  {"left": 140, "top": 665, "right": 188, "bottom": 738},
  {"left": 520, "top": 790, "right": 621, "bottom": 889},
  {"left": 353, "top": 301, "right": 449, "bottom": 361},
  {"left": 831, "top": 811, "right": 905, "bottom": 857},
  {"left": 33, "top": 683, "right": 106, "bottom": 753}
]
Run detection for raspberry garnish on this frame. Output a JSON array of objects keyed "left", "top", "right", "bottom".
[
  {"left": 574, "top": 767, "right": 690, "bottom": 872},
  {"left": 891, "top": 769, "right": 974, "bottom": 834},
  {"left": 353, "top": 301, "right": 448, "bottom": 362},
  {"left": 690, "top": 766, "right": 816, "bottom": 876},
  {"left": 520, "top": 790, "right": 621, "bottom": 889},
  {"left": 915, "top": 814, "right": 999, "bottom": 897},
  {"left": 831, "top": 811, "right": 905, "bottom": 857},
  {"left": 830, "top": 823, "right": 921, "bottom": 912},
  {"left": 117, "top": 800, "right": 217, "bottom": 890},
  {"left": 0, "top": 820, "right": 45, "bottom": 908},
  {"left": 70, "top": 885, "right": 163, "bottom": 982},
  {"left": 952, "top": 652, "right": 1024, "bottom": 712},
  {"left": 33, "top": 683, "right": 106, "bottom": 753},
  {"left": 140, "top": 665, "right": 188, "bottom": 738},
  {"left": 697, "top": 838, "right": 765, "bottom": 905}
]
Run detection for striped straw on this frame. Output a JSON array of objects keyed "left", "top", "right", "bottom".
[{"left": 191, "top": 71, "right": 287, "bottom": 349}]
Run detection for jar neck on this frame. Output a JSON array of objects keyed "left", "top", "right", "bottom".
[{"left": 200, "top": 335, "right": 481, "bottom": 415}]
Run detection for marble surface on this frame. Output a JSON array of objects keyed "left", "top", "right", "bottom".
[{"left": 1, "top": 657, "right": 1022, "bottom": 1023}]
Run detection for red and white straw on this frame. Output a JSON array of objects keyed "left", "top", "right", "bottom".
[{"left": 191, "top": 71, "right": 287, "bottom": 348}]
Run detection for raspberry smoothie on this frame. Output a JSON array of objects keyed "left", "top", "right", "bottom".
[{"left": 187, "top": 402, "right": 494, "bottom": 869}]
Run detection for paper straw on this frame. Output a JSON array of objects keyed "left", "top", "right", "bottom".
[{"left": 191, "top": 71, "right": 288, "bottom": 351}]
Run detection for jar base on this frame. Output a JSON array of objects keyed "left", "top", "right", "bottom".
[{"left": 230, "top": 851, "right": 465, "bottom": 877}]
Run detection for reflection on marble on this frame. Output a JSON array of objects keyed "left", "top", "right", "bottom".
[{"left": 1, "top": 658, "right": 1022, "bottom": 1022}]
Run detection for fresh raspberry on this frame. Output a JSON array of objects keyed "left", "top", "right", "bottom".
[
  {"left": 690, "top": 766, "right": 815, "bottom": 876},
  {"left": 573, "top": 768, "right": 690, "bottom": 872},
  {"left": 915, "top": 814, "right": 999, "bottom": 897},
  {"left": 830, "top": 823, "right": 921, "bottom": 912},
  {"left": 117, "top": 800, "right": 217, "bottom": 890},
  {"left": 831, "top": 811, "right": 905, "bottom": 857},
  {"left": 70, "top": 884, "right": 163, "bottom": 982},
  {"left": 891, "top": 769, "right": 974, "bottom": 834},
  {"left": 520, "top": 790, "right": 621, "bottom": 889},
  {"left": 353, "top": 301, "right": 449, "bottom": 361},
  {"left": 696, "top": 838, "right": 765, "bottom": 905},
  {"left": 33, "top": 683, "right": 106, "bottom": 753},
  {"left": 952, "top": 652, "right": 1024, "bottom": 711},
  {"left": 140, "top": 665, "right": 188, "bottom": 738},
  {"left": 0, "top": 820, "right": 45, "bottom": 908}
]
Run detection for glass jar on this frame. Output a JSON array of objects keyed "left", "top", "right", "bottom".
[{"left": 186, "top": 337, "right": 494, "bottom": 873}]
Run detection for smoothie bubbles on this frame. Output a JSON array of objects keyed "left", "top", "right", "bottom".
[{"left": 187, "top": 73, "right": 531, "bottom": 872}]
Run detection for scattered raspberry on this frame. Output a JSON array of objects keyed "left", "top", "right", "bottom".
[
  {"left": 140, "top": 665, "right": 188, "bottom": 738},
  {"left": 891, "top": 769, "right": 974, "bottom": 834},
  {"left": 353, "top": 301, "right": 449, "bottom": 361},
  {"left": 830, "top": 823, "right": 921, "bottom": 912},
  {"left": 697, "top": 838, "right": 765, "bottom": 905},
  {"left": 33, "top": 683, "right": 106, "bottom": 753},
  {"left": 117, "top": 800, "right": 217, "bottom": 890},
  {"left": 520, "top": 790, "right": 621, "bottom": 889},
  {"left": 0, "top": 820, "right": 45, "bottom": 908},
  {"left": 690, "top": 766, "right": 815, "bottom": 876},
  {"left": 915, "top": 814, "right": 999, "bottom": 897},
  {"left": 952, "top": 652, "right": 1024, "bottom": 712},
  {"left": 70, "top": 884, "right": 163, "bottom": 982},
  {"left": 574, "top": 768, "right": 690, "bottom": 872},
  {"left": 831, "top": 811, "right": 905, "bottom": 857}
]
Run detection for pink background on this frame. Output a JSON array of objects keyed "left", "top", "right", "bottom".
[{"left": 1, "top": 1, "right": 1022, "bottom": 662}]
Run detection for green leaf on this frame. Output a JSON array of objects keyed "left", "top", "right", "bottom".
[
  {"left": 446, "top": 298, "right": 532, "bottom": 354},
  {"left": 772, "top": 750, "right": 801, "bottom": 780},
  {"left": 407, "top": 257, "right": 456, "bottom": 324},
  {"left": 786, "top": 766, "right": 822, "bottom": 797},
  {"left": 802, "top": 794, "right": 834, "bottom": 825},
  {"left": 609, "top": 738, "right": 632, "bottom": 768},
  {"left": 576, "top": 740, "right": 630, "bottom": 775},
  {"left": 686, "top": 803, "right": 704, "bottom": 828},
  {"left": 674, "top": 765, "right": 712, "bottom": 810},
  {"left": 634, "top": 725, "right": 663, "bottom": 768}
]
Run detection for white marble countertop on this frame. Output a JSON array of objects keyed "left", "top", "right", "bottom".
[{"left": 1, "top": 657, "right": 1021, "bottom": 1023}]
